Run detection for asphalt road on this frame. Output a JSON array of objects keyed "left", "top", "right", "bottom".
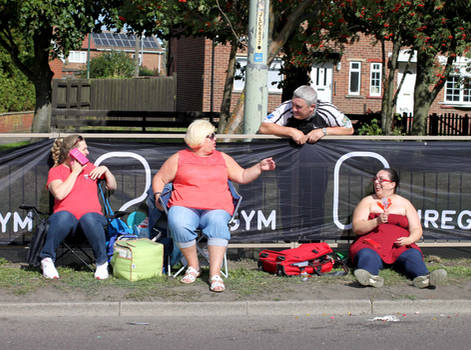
[{"left": 2, "top": 313, "right": 470, "bottom": 350}]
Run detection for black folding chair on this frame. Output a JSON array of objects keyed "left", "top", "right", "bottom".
[{"left": 20, "top": 204, "right": 95, "bottom": 271}]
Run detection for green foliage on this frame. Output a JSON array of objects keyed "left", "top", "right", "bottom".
[
  {"left": 139, "top": 66, "right": 159, "bottom": 77},
  {"left": 358, "top": 118, "right": 383, "bottom": 135},
  {"left": 358, "top": 117, "right": 406, "bottom": 135},
  {"left": 87, "top": 51, "right": 135, "bottom": 79},
  {"left": 0, "top": 43, "right": 35, "bottom": 113}
]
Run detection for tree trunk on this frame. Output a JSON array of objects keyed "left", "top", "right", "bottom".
[
  {"left": 381, "top": 40, "right": 401, "bottom": 135},
  {"left": 217, "top": 43, "right": 238, "bottom": 133},
  {"left": 31, "top": 71, "right": 53, "bottom": 133},
  {"left": 411, "top": 51, "right": 435, "bottom": 135},
  {"left": 30, "top": 30, "right": 54, "bottom": 133}
]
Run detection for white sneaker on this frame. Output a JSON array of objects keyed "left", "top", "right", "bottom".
[
  {"left": 41, "top": 258, "right": 59, "bottom": 279},
  {"left": 94, "top": 261, "right": 109, "bottom": 280}
]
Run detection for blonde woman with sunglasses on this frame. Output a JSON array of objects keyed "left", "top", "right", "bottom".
[{"left": 152, "top": 120, "right": 275, "bottom": 292}]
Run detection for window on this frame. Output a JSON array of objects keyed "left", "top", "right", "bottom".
[
  {"left": 349, "top": 61, "right": 361, "bottom": 95},
  {"left": 68, "top": 51, "right": 87, "bottom": 63},
  {"left": 445, "top": 76, "right": 471, "bottom": 104},
  {"left": 370, "top": 63, "right": 382, "bottom": 96},
  {"left": 233, "top": 57, "right": 282, "bottom": 93},
  {"left": 132, "top": 53, "right": 143, "bottom": 66}
]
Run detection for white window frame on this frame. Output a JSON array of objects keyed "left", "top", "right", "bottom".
[
  {"left": 444, "top": 75, "right": 471, "bottom": 105},
  {"left": 233, "top": 57, "right": 282, "bottom": 93},
  {"left": 348, "top": 61, "right": 361, "bottom": 95},
  {"left": 369, "top": 62, "right": 382, "bottom": 97},
  {"left": 68, "top": 51, "right": 87, "bottom": 64}
]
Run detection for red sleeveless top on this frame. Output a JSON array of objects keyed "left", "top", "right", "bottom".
[{"left": 168, "top": 149, "right": 234, "bottom": 215}]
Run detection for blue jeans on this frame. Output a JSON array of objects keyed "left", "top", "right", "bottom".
[
  {"left": 40, "top": 211, "right": 108, "bottom": 265},
  {"left": 355, "top": 247, "right": 429, "bottom": 279},
  {"left": 167, "top": 206, "right": 231, "bottom": 248}
]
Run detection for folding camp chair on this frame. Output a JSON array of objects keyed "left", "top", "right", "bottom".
[
  {"left": 158, "top": 180, "right": 242, "bottom": 278},
  {"left": 20, "top": 204, "right": 96, "bottom": 271}
]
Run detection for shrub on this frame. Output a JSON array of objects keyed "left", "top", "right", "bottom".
[
  {"left": 86, "top": 51, "right": 135, "bottom": 78},
  {"left": 139, "top": 66, "right": 159, "bottom": 77},
  {"left": 0, "top": 51, "right": 35, "bottom": 112}
]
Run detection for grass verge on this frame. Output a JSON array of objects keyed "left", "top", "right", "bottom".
[{"left": 0, "top": 256, "right": 470, "bottom": 301}]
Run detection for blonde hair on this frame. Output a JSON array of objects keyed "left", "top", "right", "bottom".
[
  {"left": 51, "top": 134, "right": 84, "bottom": 166},
  {"left": 184, "top": 119, "right": 215, "bottom": 148}
]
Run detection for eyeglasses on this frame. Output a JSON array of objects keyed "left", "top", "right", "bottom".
[
  {"left": 206, "top": 133, "right": 216, "bottom": 141},
  {"left": 372, "top": 177, "right": 393, "bottom": 184}
]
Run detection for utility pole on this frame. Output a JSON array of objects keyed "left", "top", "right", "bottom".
[
  {"left": 244, "top": 0, "right": 269, "bottom": 135},
  {"left": 134, "top": 33, "right": 140, "bottom": 77}
]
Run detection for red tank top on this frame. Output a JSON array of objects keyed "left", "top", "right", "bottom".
[{"left": 169, "top": 149, "right": 234, "bottom": 215}]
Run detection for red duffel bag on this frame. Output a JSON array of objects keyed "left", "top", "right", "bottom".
[{"left": 258, "top": 242, "right": 348, "bottom": 276}]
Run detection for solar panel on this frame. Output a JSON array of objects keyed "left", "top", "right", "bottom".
[{"left": 91, "top": 32, "right": 161, "bottom": 49}]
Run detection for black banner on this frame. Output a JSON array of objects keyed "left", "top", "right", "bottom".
[{"left": 2, "top": 139, "right": 471, "bottom": 244}]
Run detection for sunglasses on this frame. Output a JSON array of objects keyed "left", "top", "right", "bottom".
[
  {"left": 206, "top": 133, "right": 216, "bottom": 140},
  {"left": 372, "top": 177, "right": 393, "bottom": 184}
]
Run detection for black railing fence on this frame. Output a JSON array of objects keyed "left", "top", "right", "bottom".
[{"left": 350, "top": 112, "right": 470, "bottom": 136}]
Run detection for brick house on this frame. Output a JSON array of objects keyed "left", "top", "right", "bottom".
[
  {"left": 50, "top": 32, "right": 166, "bottom": 79},
  {"left": 168, "top": 34, "right": 470, "bottom": 117}
]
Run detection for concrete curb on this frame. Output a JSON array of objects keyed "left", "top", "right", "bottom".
[{"left": 2, "top": 299, "right": 471, "bottom": 317}]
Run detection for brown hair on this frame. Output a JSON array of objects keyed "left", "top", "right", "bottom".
[
  {"left": 380, "top": 168, "right": 400, "bottom": 193},
  {"left": 50, "top": 135, "right": 84, "bottom": 166}
]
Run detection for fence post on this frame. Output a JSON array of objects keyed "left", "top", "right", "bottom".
[
  {"left": 429, "top": 113, "right": 438, "bottom": 135},
  {"left": 463, "top": 114, "right": 469, "bottom": 136}
]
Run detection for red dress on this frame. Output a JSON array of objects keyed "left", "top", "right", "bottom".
[{"left": 349, "top": 213, "right": 422, "bottom": 264}]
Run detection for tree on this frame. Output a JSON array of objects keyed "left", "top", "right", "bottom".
[
  {"left": 0, "top": 1, "right": 120, "bottom": 132},
  {"left": 405, "top": 0, "right": 471, "bottom": 135},
  {"left": 87, "top": 51, "right": 135, "bottom": 79},
  {"left": 291, "top": 0, "right": 471, "bottom": 135}
]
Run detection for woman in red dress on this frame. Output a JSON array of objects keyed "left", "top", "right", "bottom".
[{"left": 350, "top": 168, "right": 447, "bottom": 288}]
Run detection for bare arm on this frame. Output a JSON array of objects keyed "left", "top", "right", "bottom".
[
  {"left": 258, "top": 122, "right": 307, "bottom": 145},
  {"left": 152, "top": 153, "right": 179, "bottom": 210},
  {"left": 89, "top": 165, "right": 117, "bottom": 191},
  {"left": 352, "top": 196, "right": 380, "bottom": 236},
  {"left": 222, "top": 153, "right": 276, "bottom": 184},
  {"left": 395, "top": 199, "right": 423, "bottom": 246},
  {"left": 305, "top": 126, "right": 354, "bottom": 143},
  {"left": 48, "top": 161, "right": 84, "bottom": 201}
]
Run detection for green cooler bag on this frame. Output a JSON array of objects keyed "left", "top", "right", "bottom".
[{"left": 111, "top": 238, "right": 163, "bottom": 281}]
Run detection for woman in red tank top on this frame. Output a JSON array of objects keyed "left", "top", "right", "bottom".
[
  {"left": 350, "top": 168, "right": 447, "bottom": 289},
  {"left": 152, "top": 120, "right": 276, "bottom": 292}
]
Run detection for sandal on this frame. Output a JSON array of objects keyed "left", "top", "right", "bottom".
[
  {"left": 181, "top": 266, "right": 200, "bottom": 284},
  {"left": 209, "top": 275, "right": 225, "bottom": 293}
]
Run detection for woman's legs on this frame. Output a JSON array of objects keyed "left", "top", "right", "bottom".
[
  {"left": 354, "top": 248, "right": 384, "bottom": 275},
  {"left": 393, "top": 248, "right": 429, "bottom": 279},
  {"left": 200, "top": 210, "right": 230, "bottom": 278},
  {"left": 168, "top": 206, "right": 201, "bottom": 272},
  {"left": 79, "top": 212, "right": 108, "bottom": 265},
  {"left": 168, "top": 207, "right": 230, "bottom": 288},
  {"left": 40, "top": 211, "right": 78, "bottom": 261},
  {"left": 354, "top": 248, "right": 385, "bottom": 288}
]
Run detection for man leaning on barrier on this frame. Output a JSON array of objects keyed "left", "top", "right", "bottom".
[{"left": 258, "top": 85, "right": 354, "bottom": 145}]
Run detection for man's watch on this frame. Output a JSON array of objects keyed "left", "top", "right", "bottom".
[{"left": 322, "top": 127, "right": 327, "bottom": 136}]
